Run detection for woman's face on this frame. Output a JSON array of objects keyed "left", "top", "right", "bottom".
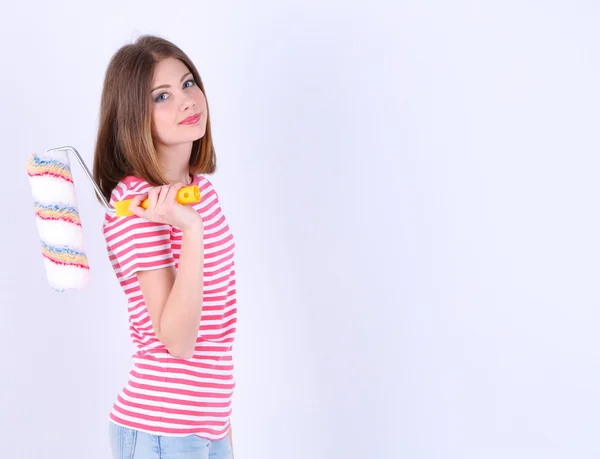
[{"left": 150, "top": 57, "right": 207, "bottom": 148}]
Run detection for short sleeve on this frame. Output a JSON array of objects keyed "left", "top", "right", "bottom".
[
  {"left": 103, "top": 215, "right": 175, "bottom": 280},
  {"left": 103, "top": 177, "right": 176, "bottom": 280}
]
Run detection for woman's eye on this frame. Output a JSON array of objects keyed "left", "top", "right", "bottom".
[
  {"left": 155, "top": 93, "right": 168, "bottom": 103},
  {"left": 153, "top": 81, "right": 195, "bottom": 103}
]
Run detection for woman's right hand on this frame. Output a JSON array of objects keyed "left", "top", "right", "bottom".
[{"left": 128, "top": 183, "right": 203, "bottom": 232}]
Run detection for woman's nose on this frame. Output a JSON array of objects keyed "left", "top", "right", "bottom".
[{"left": 181, "top": 97, "right": 196, "bottom": 110}]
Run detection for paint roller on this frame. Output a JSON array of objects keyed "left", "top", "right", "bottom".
[{"left": 25, "top": 146, "right": 201, "bottom": 292}]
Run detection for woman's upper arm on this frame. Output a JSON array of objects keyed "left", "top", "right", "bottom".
[{"left": 136, "top": 266, "right": 176, "bottom": 345}]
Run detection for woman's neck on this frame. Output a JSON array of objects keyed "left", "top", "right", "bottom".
[
  {"left": 157, "top": 142, "right": 194, "bottom": 185},
  {"left": 163, "top": 168, "right": 193, "bottom": 185}
]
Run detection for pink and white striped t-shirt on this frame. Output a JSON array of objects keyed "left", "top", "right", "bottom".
[{"left": 102, "top": 173, "right": 237, "bottom": 440}]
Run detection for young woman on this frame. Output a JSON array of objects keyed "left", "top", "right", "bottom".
[{"left": 92, "top": 35, "right": 237, "bottom": 459}]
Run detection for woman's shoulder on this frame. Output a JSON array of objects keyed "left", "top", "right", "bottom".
[
  {"left": 194, "top": 173, "right": 213, "bottom": 187},
  {"left": 194, "top": 174, "right": 220, "bottom": 199},
  {"left": 109, "top": 175, "right": 152, "bottom": 205}
]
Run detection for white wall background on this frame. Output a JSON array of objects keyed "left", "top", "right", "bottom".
[{"left": 3, "top": 1, "right": 600, "bottom": 458}]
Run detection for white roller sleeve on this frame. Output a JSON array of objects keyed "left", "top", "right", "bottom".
[{"left": 26, "top": 149, "right": 90, "bottom": 292}]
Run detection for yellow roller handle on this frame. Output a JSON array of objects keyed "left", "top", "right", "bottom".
[{"left": 114, "top": 185, "right": 201, "bottom": 217}]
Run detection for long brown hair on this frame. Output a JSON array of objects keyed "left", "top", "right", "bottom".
[{"left": 92, "top": 35, "right": 216, "bottom": 202}]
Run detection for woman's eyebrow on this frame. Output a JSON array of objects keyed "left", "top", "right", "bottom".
[{"left": 151, "top": 72, "right": 192, "bottom": 92}]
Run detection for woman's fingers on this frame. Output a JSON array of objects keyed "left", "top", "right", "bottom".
[
  {"left": 126, "top": 183, "right": 187, "bottom": 222},
  {"left": 167, "top": 183, "right": 184, "bottom": 204},
  {"left": 157, "top": 185, "right": 171, "bottom": 206},
  {"left": 145, "top": 187, "right": 160, "bottom": 211},
  {"left": 128, "top": 193, "right": 148, "bottom": 218}
]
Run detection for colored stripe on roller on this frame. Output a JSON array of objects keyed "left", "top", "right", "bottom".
[
  {"left": 26, "top": 155, "right": 74, "bottom": 184},
  {"left": 34, "top": 202, "right": 82, "bottom": 226},
  {"left": 40, "top": 241, "right": 90, "bottom": 270}
]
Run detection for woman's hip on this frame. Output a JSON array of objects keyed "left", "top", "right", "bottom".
[{"left": 108, "top": 421, "right": 232, "bottom": 459}]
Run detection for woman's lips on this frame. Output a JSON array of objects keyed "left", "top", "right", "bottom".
[{"left": 179, "top": 113, "right": 201, "bottom": 125}]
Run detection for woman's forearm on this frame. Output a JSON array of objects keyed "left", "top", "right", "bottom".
[{"left": 160, "top": 222, "right": 204, "bottom": 358}]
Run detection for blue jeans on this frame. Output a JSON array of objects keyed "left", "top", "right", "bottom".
[{"left": 109, "top": 421, "right": 233, "bottom": 459}]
